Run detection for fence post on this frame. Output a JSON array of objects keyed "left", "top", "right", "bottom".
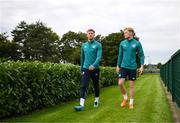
[{"left": 171, "top": 58, "right": 175, "bottom": 102}]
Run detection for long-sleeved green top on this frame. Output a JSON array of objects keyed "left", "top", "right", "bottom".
[
  {"left": 80, "top": 40, "right": 102, "bottom": 72},
  {"left": 117, "top": 38, "right": 145, "bottom": 70}
]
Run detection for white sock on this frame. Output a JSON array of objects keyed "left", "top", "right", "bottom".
[
  {"left": 123, "top": 93, "right": 128, "bottom": 100},
  {"left": 80, "top": 98, "right": 85, "bottom": 106},
  {"left": 95, "top": 97, "right": 99, "bottom": 102},
  {"left": 130, "top": 99, "right": 134, "bottom": 105}
]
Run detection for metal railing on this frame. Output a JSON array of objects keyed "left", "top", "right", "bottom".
[{"left": 160, "top": 49, "right": 180, "bottom": 107}]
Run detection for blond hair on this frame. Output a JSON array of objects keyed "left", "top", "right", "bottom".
[{"left": 123, "top": 27, "right": 136, "bottom": 37}]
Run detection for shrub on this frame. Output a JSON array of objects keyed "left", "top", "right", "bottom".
[{"left": 0, "top": 61, "right": 117, "bottom": 118}]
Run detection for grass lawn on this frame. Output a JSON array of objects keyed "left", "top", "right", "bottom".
[{"left": 2, "top": 74, "right": 173, "bottom": 122}]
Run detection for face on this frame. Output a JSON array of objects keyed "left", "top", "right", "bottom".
[
  {"left": 124, "top": 30, "right": 133, "bottom": 39},
  {"left": 87, "top": 31, "right": 95, "bottom": 40}
]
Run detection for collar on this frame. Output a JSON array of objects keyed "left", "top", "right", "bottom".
[
  {"left": 127, "top": 38, "right": 134, "bottom": 42},
  {"left": 88, "top": 39, "right": 95, "bottom": 44}
]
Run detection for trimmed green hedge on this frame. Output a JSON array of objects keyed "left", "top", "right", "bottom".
[{"left": 0, "top": 61, "right": 117, "bottom": 118}]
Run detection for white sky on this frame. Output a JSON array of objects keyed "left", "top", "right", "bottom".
[{"left": 0, "top": 0, "right": 180, "bottom": 64}]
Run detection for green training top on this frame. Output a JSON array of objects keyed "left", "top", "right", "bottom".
[
  {"left": 117, "top": 38, "right": 145, "bottom": 70},
  {"left": 80, "top": 40, "right": 102, "bottom": 72}
]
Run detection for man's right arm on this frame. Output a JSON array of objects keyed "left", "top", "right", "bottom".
[
  {"left": 116, "top": 43, "right": 123, "bottom": 73},
  {"left": 117, "top": 43, "right": 123, "bottom": 67},
  {"left": 80, "top": 44, "right": 84, "bottom": 73}
]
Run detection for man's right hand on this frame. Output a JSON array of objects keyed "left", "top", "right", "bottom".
[{"left": 116, "top": 66, "right": 120, "bottom": 73}]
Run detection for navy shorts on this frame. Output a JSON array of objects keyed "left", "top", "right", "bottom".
[{"left": 118, "top": 67, "right": 136, "bottom": 81}]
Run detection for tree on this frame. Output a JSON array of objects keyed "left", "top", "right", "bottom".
[
  {"left": 144, "top": 64, "right": 148, "bottom": 69},
  {"left": 59, "top": 31, "right": 87, "bottom": 64},
  {"left": 101, "top": 32, "right": 124, "bottom": 66},
  {"left": 11, "top": 21, "right": 61, "bottom": 62},
  {"left": 157, "top": 62, "right": 162, "bottom": 69},
  {"left": 0, "top": 33, "right": 19, "bottom": 60}
]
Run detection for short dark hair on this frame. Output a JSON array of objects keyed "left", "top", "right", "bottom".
[{"left": 87, "top": 29, "right": 95, "bottom": 33}]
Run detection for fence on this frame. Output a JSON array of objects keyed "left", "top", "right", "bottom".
[{"left": 160, "top": 49, "right": 180, "bottom": 107}]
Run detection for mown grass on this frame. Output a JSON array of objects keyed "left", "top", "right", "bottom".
[{"left": 2, "top": 74, "right": 173, "bottom": 122}]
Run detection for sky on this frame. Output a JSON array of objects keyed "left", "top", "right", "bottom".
[{"left": 0, "top": 0, "right": 180, "bottom": 64}]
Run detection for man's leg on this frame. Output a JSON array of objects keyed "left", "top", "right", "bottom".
[
  {"left": 118, "top": 78, "right": 128, "bottom": 107},
  {"left": 91, "top": 69, "right": 100, "bottom": 107},
  {"left": 118, "top": 68, "right": 129, "bottom": 107},
  {"left": 74, "top": 69, "right": 90, "bottom": 111},
  {"left": 118, "top": 78, "right": 126, "bottom": 95},
  {"left": 129, "top": 80, "right": 135, "bottom": 104},
  {"left": 129, "top": 69, "right": 136, "bottom": 109},
  {"left": 80, "top": 69, "right": 90, "bottom": 106}
]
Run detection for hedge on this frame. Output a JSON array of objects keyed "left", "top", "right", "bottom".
[{"left": 0, "top": 61, "right": 117, "bottom": 119}]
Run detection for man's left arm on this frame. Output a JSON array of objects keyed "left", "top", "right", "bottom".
[
  {"left": 138, "top": 42, "right": 145, "bottom": 74},
  {"left": 92, "top": 43, "right": 102, "bottom": 68}
]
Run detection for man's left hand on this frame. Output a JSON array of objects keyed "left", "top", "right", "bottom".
[
  {"left": 89, "top": 65, "right": 95, "bottom": 71},
  {"left": 139, "top": 65, "right": 144, "bottom": 75}
]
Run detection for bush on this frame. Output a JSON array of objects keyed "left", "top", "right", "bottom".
[{"left": 0, "top": 61, "right": 117, "bottom": 118}]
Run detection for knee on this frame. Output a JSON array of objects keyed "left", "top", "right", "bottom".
[
  {"left": 81, "top": 83, "right": 88, "bottom": 89},
  {"left": 118, "top": 80, "right": 124, "bottom": 86}
]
